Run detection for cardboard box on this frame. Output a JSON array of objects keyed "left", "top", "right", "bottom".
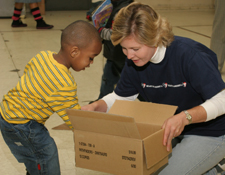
[{"left": 67, "top": 100, "right": 177, "bottom": 175}]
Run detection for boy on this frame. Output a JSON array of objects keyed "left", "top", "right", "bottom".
[
  {"left": 91, "top": 0, "right": 134, "bottom": 102},
  {"left": 0, "top": 20, "right": 102, "bottom": 175}
]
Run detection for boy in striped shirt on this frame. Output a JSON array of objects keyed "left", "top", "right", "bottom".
[{"left": 0, "top": 20, "right": 102, "bottom": 175}]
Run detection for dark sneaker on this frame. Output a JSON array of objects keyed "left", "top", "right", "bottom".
[
  {"left": 36, "top": 20, "right": 54, "bottom": 29},
  {"left": 11, "top": 19, "right": 27, "bottom": 27},
  {"left": 216, "top": 158, "right": 225, "bottom": 175}
]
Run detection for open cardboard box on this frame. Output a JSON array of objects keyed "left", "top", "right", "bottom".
[{"left": 67, "top": 100, "right": 177, "bottom": 175}]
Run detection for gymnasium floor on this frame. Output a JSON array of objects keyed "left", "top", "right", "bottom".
[{"left": 0, "top": 7, "right": 224, "bottom": 175}]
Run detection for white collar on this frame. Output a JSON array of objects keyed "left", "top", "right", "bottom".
[{"left": 150, "top": 45, "right": 166, "bottom": 64}]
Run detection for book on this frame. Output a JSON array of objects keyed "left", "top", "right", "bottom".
[{"left": 92, "top": 0, "right": 113, "bottom": 28}]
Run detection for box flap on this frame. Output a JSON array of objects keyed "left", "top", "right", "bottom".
[
  {"left": 108, "top": 100, "right": 177, "bottom": 126},
  {"left": 143, "top": 129, "right": 172, "bottom": 169},
  {"left": 67, "top": 109, "right": 141, "bottom": 139}
]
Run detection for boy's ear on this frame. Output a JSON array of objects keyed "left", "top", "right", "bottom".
[{"left": 71, "top": 46, "right": 80, "bottom": 58}]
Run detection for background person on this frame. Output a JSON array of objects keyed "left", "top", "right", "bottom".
[
  {"left": 210, "top": 0, "right": 225, "bottom": 73},
  {"left": 90, "top": 0, "right": 134, "bottom": 103},
  {"left": 12, "top": 0, "right": 53, "bottom": 29}
]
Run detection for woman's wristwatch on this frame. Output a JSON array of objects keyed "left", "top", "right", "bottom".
[{"left": 183, "top": 110, "right": 192, "bottom": 124}]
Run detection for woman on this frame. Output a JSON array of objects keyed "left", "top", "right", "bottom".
[{"left": 81, "top": 2, "right": 225, "bottom": 175}]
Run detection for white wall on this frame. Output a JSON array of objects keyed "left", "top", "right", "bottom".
[{"left": 135, "top": 0, "right": 215, "bottom": 10}]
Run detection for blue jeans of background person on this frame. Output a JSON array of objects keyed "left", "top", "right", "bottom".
[
  {"left": 153, "top": 135, "right": 225, "bottom": 175},
  {"left": 98, "top": 59, "right": 120, "bottom": 99},
  {"left": 0, "top": 113, "right": 60, "bottom": 175}
]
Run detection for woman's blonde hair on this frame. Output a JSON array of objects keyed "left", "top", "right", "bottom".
[{"left": 111, "top": 2, "right": 174, "bottom": 47}]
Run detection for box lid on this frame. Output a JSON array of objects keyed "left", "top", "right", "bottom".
[
  {"left": 108, "top": 100, "right": 177, "bottom": 126},
  {"left": 67, "top": 109, "right": 141, "bottom": 139}
]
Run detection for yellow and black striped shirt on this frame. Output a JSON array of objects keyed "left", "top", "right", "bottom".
[{"left": 0, "top": 51, "right": 81, "bottom": 129}]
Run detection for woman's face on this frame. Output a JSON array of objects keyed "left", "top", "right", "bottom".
[{"left": 120, "top": 35, "right": 157, "bottom": 67}]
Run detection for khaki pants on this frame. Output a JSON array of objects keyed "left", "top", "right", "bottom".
[{"left": 210, "top": 0, "right": 225, "bottom": 72}]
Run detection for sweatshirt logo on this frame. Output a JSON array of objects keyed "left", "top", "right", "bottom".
[
  {"left": 142, "top": 82, "right": 187, "bottom": 88},
  {"left": 163, "top": 83, "right": 168, "bottom": 88},
  {"left": 142, "top": 83, "right": 146, "bottom": 88}
]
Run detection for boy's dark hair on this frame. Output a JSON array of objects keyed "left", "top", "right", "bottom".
[{"left": 61, "top": 20, "right": 101, "bottom": 50}]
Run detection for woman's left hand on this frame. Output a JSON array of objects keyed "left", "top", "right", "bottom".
[{"left": 162, "top": 112, "right": 189, "bottom": 151}]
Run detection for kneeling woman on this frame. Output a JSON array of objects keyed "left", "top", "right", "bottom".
[{"left": 82, "top": 2, "right": 225, "bottom": 175}]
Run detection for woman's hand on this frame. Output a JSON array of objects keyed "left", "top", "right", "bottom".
[
  {"left": 81, "top": 103, "right": 97, "bottom": 111},
  {"left": 81, "top": 100, "right": 108, "bottom": 112},
  {"left": 162, "top": 112, "right": 189, "bottom": 151},
  {"left": 162, "top": 106, "right": 207, "bottom": 151}
]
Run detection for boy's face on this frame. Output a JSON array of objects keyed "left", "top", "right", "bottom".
[{"left": 71, "top": 40, "right": 102, "bottom": 71}]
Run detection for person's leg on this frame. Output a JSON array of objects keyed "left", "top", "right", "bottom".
[
  {"left": 153, "top": 135, "right": 225, "bottom": 175},
  {"left": 210, "top": 0, "right": 225, "bottom": 72},
  {"left": 210, "top": 158, "right": 225, "bottom": 175},
  {"left": 29, "top": 3, "right": 54, "bottom": 29},
  {"left": 0, "top": 114, "right": 60, "bottom": 175},
  {"left": 98, "top": 59, "right": 120, "bottom": 99},
  {"left": 23, "top": 121, "right": 60, "bottom": 175},
  {"left": 11, "top": 3, "right": 27, "bottom": 27}
]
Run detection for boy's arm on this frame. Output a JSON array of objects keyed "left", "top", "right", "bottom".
[
  {"left": 97, "top": 27, "right": 112, "bottom": 40},
  {"left": 97, "top": 13, "right": 117, "bottom": 40},
  {"left": 46, "top": 86, "right": 81, "bottom": 129}
]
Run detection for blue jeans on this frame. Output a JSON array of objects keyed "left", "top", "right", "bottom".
[
  {"left": 98, "top": 59, "right": 121, "bottom": 99},
  {"left": 0, "top": 113, "right": 60, "bottom": 175},
  {"left": 153, "top": 135, "right": 225, "bottom": 175}
]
